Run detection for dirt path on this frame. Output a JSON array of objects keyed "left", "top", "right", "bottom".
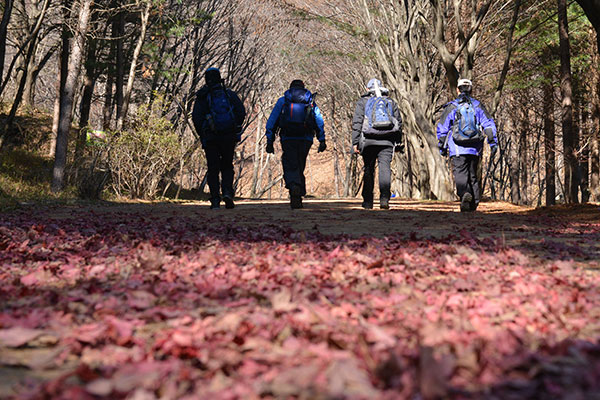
[{"left": 1, "top": 199, "right": 599, "bottom": 398}]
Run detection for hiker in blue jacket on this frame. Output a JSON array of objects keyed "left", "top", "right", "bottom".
[
  {"left": 265, "top": 80, "right": 326, "bottom": 209},
  {"left": 352, "top": 78, "right": 403, "bottom": 210},
  {"left": 437, "top": 78, "right": 498, "bottom": 212},
  {"left": 192, "top": 68, "right": 246, "bottom": 209}
]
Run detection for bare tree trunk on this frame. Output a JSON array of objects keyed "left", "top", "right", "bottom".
[
  {"left": 2, "top": 0, "right": 51, "bottom": 142},
  {"left": 592, "top": 50, "right": 600, "bottom": 201},
  {"left": 250, "top": 112, "right": 263, "bottom": 197},
  {"left": 103, "top": 23, "right": 115, "bottom": 131},
  {"left": 113, "top": 4, "right": 125, "bottom": 124},
  {"left": 519, "top": 113, "right": 529, "bottom": 205},
  {"left": 0, "top": 0, "right": 14, "bottom": 84},
  {"left": 22, "top": 39, "right": 39, "bottom": 107},
  {"left": 52, "top": 0, "right": 93, "bottom": 192},
  {"left": 77, "top": 24, "right": 99, "bottom": 158},
  {"left": 23, "top": 44, "right": 57, "bottom": 108},
  {"left": 50, "top": 2, "right": 70, "bottom": 158},
  {"left": 581, "top": 99, "right": 591, "bottom": 202},
  {"left": 558, "top": 0, "right": 578, "bottom": 203},
  {"left": 117, "top": 0, "right": 151, "bottom": 130},
  {"left": 544, "top": 78, "right": 556, "bottom": 206},
  {"left": 491, "top": 0, "right": 522, "bottom": 116}
]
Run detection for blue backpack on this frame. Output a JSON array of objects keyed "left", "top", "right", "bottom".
[
  {"left": 279, "top": 88, "right": 315, "bottom": 136},
  {"left": 206, "top": 86, "right": 236, "bottom": 134},
  {"left": 452, "top": 97, "right": 482, "bottom": 145},
  {"left": 362, "top": 96, "right": 399, "bottom": 136}
]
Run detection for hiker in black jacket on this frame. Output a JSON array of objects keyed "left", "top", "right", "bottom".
[
  {"left": 192, "top": 68, "right": 246, "bottom": 209},
  {"left": 351, "top": 79, "right": 403, "bottom": 209}
]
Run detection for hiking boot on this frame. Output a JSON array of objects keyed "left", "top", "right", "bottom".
[
  {"left": 362, "top": 201, "right": 373, "bottom": 209},
  {"left": 223, "top": 195, "right": 235, "bottom": 209},
  {"left": 290, "top": 196, "right": 303, "bottom": 209},
  {"left": 380, "top": 198, "right": 390, "bottom": 210},
  {"left": 290, "top": 184, "right": 303, "bottom": 198},
  {"left": 460, "top": 193, "right": 473, "bottom": 212},
  {"left": 210, "top": 198, "right": 221, "bottom": 209}
]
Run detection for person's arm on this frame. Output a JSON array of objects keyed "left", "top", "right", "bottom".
[
  {"left": 392, "top": 100, "right": 402, "bottom": 134},
  {"left": 265, "top": 97, "right": 284, "bottom": 144},
  {"left": 191, "top": 94, "right": 207, "bottom": 147},
  {"left": 436, "top": 104, "right": 456, "bottom": 155},
  {"left": 313, "top": 103, "right": 325, "bottom": 142},
  {"left": 351, "top": 98, "right": 365, "bottom": 149},
  {"left": 229, "top": 90, "right": 246, "bottom": 127},
  {"left": 437, "top": 104, "right": 455, "bottom": 143},
  {"left": 477, "top": 103, "right": 498, "bottom": 148}
]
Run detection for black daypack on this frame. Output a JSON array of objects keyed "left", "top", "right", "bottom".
[{"left": 206, "top": 85, "right": 237, "bottom": 134}]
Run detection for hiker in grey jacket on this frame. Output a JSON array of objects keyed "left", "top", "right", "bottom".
[{"left": 352, "top": 79, "right": 403, "bottom": 209}]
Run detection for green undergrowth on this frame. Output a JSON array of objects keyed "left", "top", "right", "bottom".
[{"left": 0, "top": 149, "right": 78, "bottom": 209}]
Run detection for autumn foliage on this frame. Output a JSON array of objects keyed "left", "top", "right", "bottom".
[{"left": 0, "top": 201, "right": 599, "bottom": 399}]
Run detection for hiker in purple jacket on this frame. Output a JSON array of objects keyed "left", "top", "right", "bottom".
[{"left": 437, "top": 78, "right": 498, "bottom": 212}]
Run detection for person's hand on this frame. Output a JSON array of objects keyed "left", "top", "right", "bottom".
[
  {"left": 438, "top": 140, "right": 447, "bottom": 157},
  {"left": 266, "top": 142, "right": 274, "bottom": 154},
  {"left": 490, "top": 145, "right": 498, "bottom": 158},
  {"left": 318, "top": 141, "right": 327, "bottom": 153},
  {"left": 353, "top": 145, "right": 360, "bottom": 154}
]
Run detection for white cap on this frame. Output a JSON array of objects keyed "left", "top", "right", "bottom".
[{"left": 457, "top": 78, "right": 472, "bottom": 89}]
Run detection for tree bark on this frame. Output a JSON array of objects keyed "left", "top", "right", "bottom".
[
  {"left": 544, "top": 77, "right": 556, "bottom": 206},
  {"left": 580, "top": 98, "right": 590, "bottom": 202},
  {"left": 0, "top": 0, "right": 14, "bottom": 84},
  {"left": 592, "top": 50, "right": 600, "bottom": 201},
  {"left": 519, "top": 112, "right": 529, "bottom": 205},
  {"left": 50, "top": 1, "right": 71, "bottom": 158},
  {"left": 113, "top": 3, "right": 125, "bottom": 125},
  {"left": 23, "top": 44, "right": 56, "bottom": 107},
  {"left": 117, "top": 0, "right": 151, "bottom": 130},
  {"left": 491, "top": 0, "right": 522, "bottom": 116},
  {"left": 52, "top": 0, "right": 93, "bottom": 192},
  {"left": 77, "top": 16, "right": 99, "bottom": 158},
  {"left": 558, "top": 0, "right": 578, "bottom": 203},
  {"left": 3, "top": 0, "right": 51, "bottom": 141},
  {"left": 576, "top": 0, "right": 600, "bottom": 51}
]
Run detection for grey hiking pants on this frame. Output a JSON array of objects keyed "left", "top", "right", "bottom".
[{"left": 362, "top": 145, "right": 393, "bottom": 202}]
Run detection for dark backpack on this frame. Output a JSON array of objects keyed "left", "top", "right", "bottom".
[
  {"left": 451, "top": 97, "right": 483, "bottom": 145},
  {"left": 362, "top": 96, "right": 399, "bottom": 136},
  {"left": 206, "top": 86, "right": 237, "bottom": 134},
  {"left": 279, "top": 88, "right": 315, "bottom": 137}
]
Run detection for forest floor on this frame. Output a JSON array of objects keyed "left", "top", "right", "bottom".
[{"left": 1, "top": 199, "right": 599, "bottom": 399}]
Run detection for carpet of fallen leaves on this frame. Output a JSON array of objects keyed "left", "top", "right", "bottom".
[{"left": 1, "top": 200, "right": 599, "bottom": 399}]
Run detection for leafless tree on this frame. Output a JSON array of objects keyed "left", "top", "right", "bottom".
[{"left": 52, "top": 0, "right": 93, "bottom": 192}]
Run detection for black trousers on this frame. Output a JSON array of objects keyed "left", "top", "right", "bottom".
[
  {"left": 362, "top": 145, "right": 393, "bottom": 202},
  {"left": 451, "top": 154, "right": 480, "bottom": 209},
  {"left": 281, "top": 139, "right": 312, "bottom": 196},
  {"left": 204, "top": 140, "right": 236, "bottom": 200}
]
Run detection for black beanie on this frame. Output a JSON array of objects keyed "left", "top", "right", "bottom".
[
  {"left": 205, "top": 68, "right": 222, "bottom": 85},
  {"left": 290, "top": 79, "right": 305, "bottom": 89}
]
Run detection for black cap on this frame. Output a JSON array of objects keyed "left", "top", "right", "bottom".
[
  {"left": 290, "top": 79, "right": 305, "bottom": 89},
  {"left": 205, "top": 68, "right": 222, "bottom": 85}
]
